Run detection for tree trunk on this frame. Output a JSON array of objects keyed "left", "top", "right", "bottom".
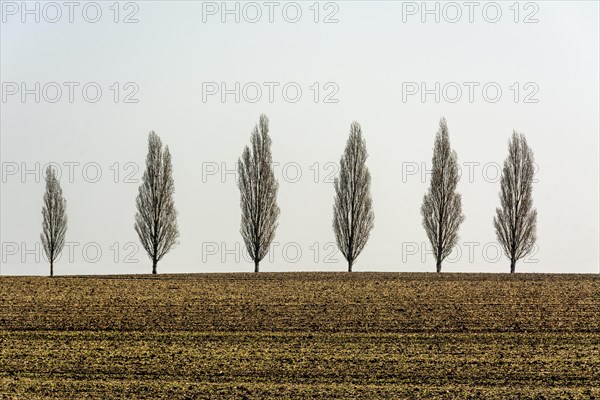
[
  {"left": 348, "top": 259, "right": 353, "bottom": 272},
  {"left": 254, "top": 260, "right": 259, "bottom": 273},
  {"left": 510, "top": 260, "right": 516, "bottom": 274},
  {"left": 436, "top": 259, "right": 442, "bottom": 273},
  {"left": 152, "top": 259, "right": 157, "bottom": 275},
  {"left": 50, "top": 261, "right": 53, "bottom": 277}
]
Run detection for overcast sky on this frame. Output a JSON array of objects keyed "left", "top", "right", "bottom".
[{"left": 1, "top": 1, "right": 598, "bottom": 275}]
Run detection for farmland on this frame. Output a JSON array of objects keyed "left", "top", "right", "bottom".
[{"left": 1, "top": 272, "right": 599, "bottom": 399}]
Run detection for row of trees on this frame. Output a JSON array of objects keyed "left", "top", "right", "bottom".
[
  {"left": 39, "top": 115, "right": 537, "bottom": 276},
  {"left": 420, "top": 119, "right": 537, "bottom": 274}
]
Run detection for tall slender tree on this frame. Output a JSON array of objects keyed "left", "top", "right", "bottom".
[
  {"left": 238, "top": 114, "right": 280, "bottom": 272},
  {"left": 333, "top": 121, "right": 374, "bottom": 272},
  {"left": 134, "top": 131, "right": 179, "bottom": 274},
  {"left": 421, "top": 118, "right": 464, "bottom": 273},
  {"left": 41, "top": 166, "right": 67, "bottom": 277},
  {"left": 494, "top": 131, "right": 537, "bottom": 273}
]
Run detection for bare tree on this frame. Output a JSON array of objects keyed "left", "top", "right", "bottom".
[
  {"left": 134, "top": 131, "right": 179, "bottom": 274},
  {"left": 494, "top": 131, "right": 537, "bottom": 273},
  {"left": 41, "top": 166, "right": 67, "bottom": 277},
  {"left": 238, "top": 114, "right": 280, "bottom": 272},
  {"left": 333, "top": 121, "right": 374, "bottom": 272},
  {"left": 421, "top": 118, "right": 465, "bottom": 273}
]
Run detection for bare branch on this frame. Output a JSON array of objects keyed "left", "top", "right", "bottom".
[
  {"left": 134, "top": 131, "right": 179, "bottom": 274},
  {"left": 333, "top": 122, "right": 375, "bottom": 272},
  {"left": 421, "top": 118, "right": 465, "bottom": 272},
  {"left": 238, "top": 114, "right": 280, "bottom": 272},
  {"left": 493, "top": 131, "right": 537, "bottom": 273},
  {"left": 40, "top": 166, "right": 68, "bottom": 277}
]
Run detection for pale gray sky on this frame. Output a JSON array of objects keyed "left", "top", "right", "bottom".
[{"left": 1, "top": 1, "right": 599, "bottom": 275}]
